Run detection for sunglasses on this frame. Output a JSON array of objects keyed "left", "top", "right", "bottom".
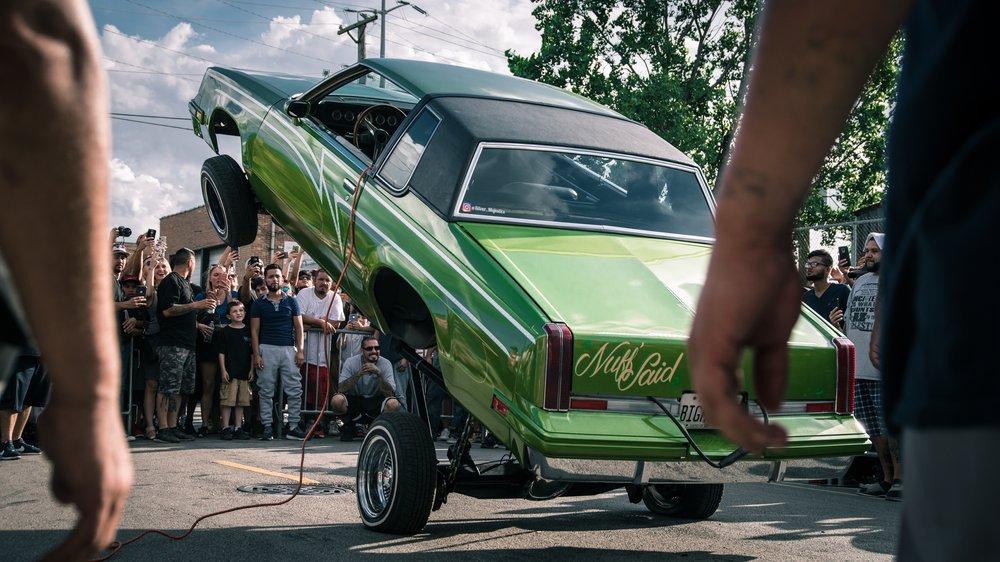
[{"left": 362, "top": 346, "right": 380, "bottom": 352}]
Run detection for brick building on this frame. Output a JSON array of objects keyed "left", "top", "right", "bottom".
[{"left": 158, "top": 205, "right": 301, "bottom": 286}]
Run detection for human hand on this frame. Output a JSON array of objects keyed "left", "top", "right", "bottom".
[
  {"left": 39, "top": 398, "right": 133, "bottom": 560},
  {"left": 397, "top": 358, "right": 409, "bottom": 372},
  {"left": 295, "top": 349, "right": 304, "bottom": 367},
  {"left": 127, "top": 296, "right": 146, "bottom": 309},
  {"left": 830, "top": 265, "right": 845, "bottom": 284},
  {"left": 829, "top": 307, "right": 844, "bottom": 327},
  {"left": 221, "top": 371, "right": 230, "bottom": 384},
  {"left": 254, "top": 354, "right": 264, "bottom": 370},
  {"left": 688, "top": 240, "right": 793, "bottom": 454},
  {"left": 197, "top": 323, "right": 214, "bottom": 340},
  {"left": 321, "top": 320, "right": 336, "bottom": 335},
  {"left": 136, "top": 234, "right": 153, "bottom": 252},
  {"left": 869, "top": 334, "right": 880, "bottom": 370},
  {"left": 122, "top": 317, "right": 138, "bottom": 334},
  {"left": 194, "top": 298, "right": 218, "bottom": 311}
]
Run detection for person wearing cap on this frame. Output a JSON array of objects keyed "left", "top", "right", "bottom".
[
  {"left": 294, "top": 269, "right": 313, "bottom": 295},
  {"left": 830, "top": 233, "right": 900, "bottom": 499}
]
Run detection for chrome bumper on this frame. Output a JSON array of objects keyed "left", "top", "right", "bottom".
[{"left": 527, "top": 447, "right": 790, "bottom": 484}]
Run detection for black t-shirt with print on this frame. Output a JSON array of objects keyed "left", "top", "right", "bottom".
[{"left": 219, "top": 324, "right": 252, "bottom": 380}]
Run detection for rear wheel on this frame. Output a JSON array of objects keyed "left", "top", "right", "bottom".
[
  {"left": 356, "top": 412, "right": 436, "bottom": 534},
  {"left": 642, "top": 483, "right": 723, "bottom": 519},
  {"left": 201, "top": 155, "right": 257, "bottom": 247}
]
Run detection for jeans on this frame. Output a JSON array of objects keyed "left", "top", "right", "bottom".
[
  {"left": 393, "top": 364, "right": 411, "bottom": 412},
  {"left": 257, "top": 344, "right": 301, "bottom": 427},
  {"left": 424, "top": 377, "right": 447, "bottom": 434}
]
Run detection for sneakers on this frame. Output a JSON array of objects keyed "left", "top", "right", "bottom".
[
  {"left": 859, "top": 480, "right": 892, "bottom": 496},
  {"left": 221, "top": 427, "right": 235, "bottom": 441},
  {"left": 172, "top": 427, "right": 194, "bottom": 441},
  {"left": 437, "top": 428, "right": 450, "bottom": 442},
  {"left": 285, "top": 427, "right": 307, "bottom": 440},
  {"left": 234, "top": 428, "right": 251, "bottom": 440},
  {"left": 261, "top": 427, "right": 274, "bottom": 441},
  {"left": 154, "top": 429, "right": 180, "bottom": 443},
  {"left": 339, "top": 425, "right": 355, "bottom": 442},
  {"left": 481, "top": 433, "right": 497, "bottom": 449},
  {"left": 12, "top": 439, "right": 41, "bottom": 455},
  {"left": 1, "top": 441, "right": 21, "bottom": 461},
  {"left": 886, "top": 480, "right": 903, "bottom": 501}
]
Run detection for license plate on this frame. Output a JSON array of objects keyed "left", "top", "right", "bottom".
[
  {"left": 678, "top": 393, "right": 709, "bottom": 429},
  {"left": 677, "top": 392, "right": 747, "bottom": 429}
]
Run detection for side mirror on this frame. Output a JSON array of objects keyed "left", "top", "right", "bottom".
[{"left": 285, "top": 99, "right": 311, "bottom": 119}]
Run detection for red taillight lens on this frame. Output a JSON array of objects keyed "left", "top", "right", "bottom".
[
  {"left": 543, "top": 323, "right": 573, "bottom": 411},
  {"left": 833, "top": 337, "right": 856, "bottom": 414},
  {"left": 491, "top": 395, "right": 509, "bottom": 416},
  {"left": 569, "top": 398, "right": 607, "bottom": 410},
  {"left": 805, "top": 402, "right": 834, "bottom": 413}
]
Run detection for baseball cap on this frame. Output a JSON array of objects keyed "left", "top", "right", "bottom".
[
  {"left": 112, "top": 243, "right": 129, "bottom": 256},
  {"left": 120, "top": 275, "right": 141, "bottom": 285}
]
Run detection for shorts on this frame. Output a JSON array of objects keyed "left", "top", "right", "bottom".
[
  {"left": 157, "top": 346, "right": 196, "bottom": 396},
  {"left": 854, "top": 379, "right": 885, "bottom": 438},
  {"left": 342, "top": 392, "right": 392, "bottom": 424},
  {"left": 220, "top": 378, "right": 251, "bottom": 407},
  {"left": 300, "top": 363, "right": 330, "bottom": 411},
  {"left": 0, "top": 357, "right": 50, "bottom": 412}
]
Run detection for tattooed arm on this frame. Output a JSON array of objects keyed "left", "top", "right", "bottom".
[{"left": 688, "top": 0, "right": 912, "bottom": 453}]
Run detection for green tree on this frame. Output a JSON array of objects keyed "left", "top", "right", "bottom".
[{"left": 507, "top": 0, "right": 901, "bottom": 226}]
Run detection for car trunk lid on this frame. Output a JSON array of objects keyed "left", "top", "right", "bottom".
[{"left": 460, "top": 222, "right": 837, "bottom": 402}]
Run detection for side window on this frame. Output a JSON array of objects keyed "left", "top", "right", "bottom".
[{"left": 379, "top": 109, "right": 440, "bottom": 192}]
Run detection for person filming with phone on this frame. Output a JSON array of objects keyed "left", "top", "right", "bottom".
[{"left": 802, "top": 249, "right": 850, "bottom": 325}]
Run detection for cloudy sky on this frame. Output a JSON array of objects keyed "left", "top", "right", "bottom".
[{"left": 92, "top": 0, "right": 541, "bottom": 233}]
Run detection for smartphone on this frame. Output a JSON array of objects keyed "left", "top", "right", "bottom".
[
  {"left": 292, "top": 245, "right": 300, "bottom": 254},
  {"left": 838, "top": 246, "right": 850, "bottom": 264},
  {"left": 349, "top": 313, "right": 359, "bottom": 323},
  {"left": 247, "top": 256, "right": 261, "bottom": 266},
  {"left": 135, "top": 285, "right": 147, "bottom": 297},
  {"left": 146, "top": 228, "right": 157, "bottom": 239}
]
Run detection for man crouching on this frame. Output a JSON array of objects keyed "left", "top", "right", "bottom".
[{"left": 330, "top": 335, "right": 400, "bottom": 441}]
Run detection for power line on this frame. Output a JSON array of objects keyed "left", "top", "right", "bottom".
[
  {"left": 123, "top": 0, "right": 335, "bottom": 64},
  {"left": 364, "top": 32, "right": 466, "bottom": 66},
  {"left": 107, "top": 68, "right": 204, "bottom": 76},
  {"left": 111, "top": 116, "right": 192, "bottom": 131},
  {"left": 388, "top": 16, "right": 505, "bottom": 59},
  {"left": 102, "top": 56, "right": 201, "bottom": 82},
  {"left": 216, "top": 0, "right": 342, "bottom": 47},
  {"left": 111, "top": 112, "right": 190, "bottom": 121},
  {"left": 101, "top": 29, "right": 283, "bottom": 74},
  {"left": 390, "top": 11, "right": 504, "bottom": 55}
]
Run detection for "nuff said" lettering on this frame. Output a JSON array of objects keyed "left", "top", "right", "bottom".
[{"left": 574, "top": 341, "right": 685, "bottom": 392}]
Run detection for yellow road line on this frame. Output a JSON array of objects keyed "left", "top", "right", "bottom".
[{"left": 213, "top": 460, "right": 320, "bottom": 485}]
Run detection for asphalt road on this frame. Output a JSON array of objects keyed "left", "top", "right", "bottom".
[{"left": 1, "top": 437, "right": 900, "bottom": 560}]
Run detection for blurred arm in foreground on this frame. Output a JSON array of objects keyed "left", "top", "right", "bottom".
[
  {"left": 688, "top": 0, "right": 912, "bottom": 453},
  {"left": 0, "top": 1, "right": 133, "bottom": 560}
]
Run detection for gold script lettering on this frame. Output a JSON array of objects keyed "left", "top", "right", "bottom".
[{"left": 575, "top": 341, "right": 685, "bottom": 391}]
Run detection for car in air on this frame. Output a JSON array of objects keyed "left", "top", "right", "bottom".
[{"left": 189, "top": 58, "right": 869, "bottom": 534}]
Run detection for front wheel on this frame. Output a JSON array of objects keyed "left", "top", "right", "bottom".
[
  {"left": 356, "top": 412, "right": 436, "bottom": 534},
  {"left": 642, "top": 483, "right": 723, "bottom": 519},
  {"left": 201, "top": 155, "right": 257, "bottom": 247}
]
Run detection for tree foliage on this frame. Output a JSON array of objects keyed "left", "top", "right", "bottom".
[{"left": 506, "top": 0, "right": 901, "bottom": 225}]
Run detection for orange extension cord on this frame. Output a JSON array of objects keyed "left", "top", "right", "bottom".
[{"left": 95, "top": 166, "right": 373, "bottom": 560}]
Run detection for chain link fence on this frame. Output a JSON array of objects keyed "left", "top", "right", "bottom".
[{"left": 794, "top": 218, "right": 886, "bottom": 273}]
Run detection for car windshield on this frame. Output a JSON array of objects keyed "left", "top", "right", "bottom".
[{"left": 455, "top": 146, "right": 715, "bottom": 239}]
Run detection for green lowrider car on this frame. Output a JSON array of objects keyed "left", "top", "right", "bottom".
[{"left": 189, "top": 59, "right": 868, "bottom": 534}]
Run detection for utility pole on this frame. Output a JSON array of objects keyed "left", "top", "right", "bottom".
[
  {"left": 376, "top": 0, "right": 428, "bottom": 58},
  {"left": 338, "top": 12, "right": 379, "bottom": 64}
]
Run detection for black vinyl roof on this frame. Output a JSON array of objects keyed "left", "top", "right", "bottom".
[{"left": 405, "top": 96, "right": 697, "bottom": 216}]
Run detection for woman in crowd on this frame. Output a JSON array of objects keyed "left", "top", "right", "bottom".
[{"left": 139, "top": 256, "right": 169, "bottom": 440}]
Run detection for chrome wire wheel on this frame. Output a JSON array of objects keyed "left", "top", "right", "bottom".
[{"left": 358, "top": 435, "right": 395, "bottom": 522}]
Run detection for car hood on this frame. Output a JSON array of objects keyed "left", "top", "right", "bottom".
[{"left": 460, "top": 222, "right": 830, "bottom": 347}]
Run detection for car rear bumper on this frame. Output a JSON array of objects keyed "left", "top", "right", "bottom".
[{"left": 526, "top": 448, "right": 856, "bottom": 484}]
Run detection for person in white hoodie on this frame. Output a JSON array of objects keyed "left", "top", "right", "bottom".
[{"left": 832, "top": 233, "right": 901, "bottom": 498}]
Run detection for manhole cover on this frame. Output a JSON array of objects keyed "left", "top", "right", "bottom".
[{"left": 237, "top": 484, "right": 352, "bottom": 496}]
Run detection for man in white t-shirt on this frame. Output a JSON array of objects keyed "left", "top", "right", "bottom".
[
  {"left": 833, "top": 233, "right": 901, "bottom": 499},
  {"left": 296, "top": 270, "right": 344, "bottom": 433}
]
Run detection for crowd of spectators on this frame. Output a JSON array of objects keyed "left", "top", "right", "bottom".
[
  {"left": 100, "top": 230, "right": 482, "bottom": 448},
  {"left": 801, "top": 233, "right": 901, "bottom": 501}
]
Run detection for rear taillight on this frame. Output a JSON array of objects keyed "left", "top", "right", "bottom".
[
  {"left": 833, "top": 337, "right": 856, "bottom": 414},
  {"left": 543, "top": 323, "right": 573, "bottom": 411},
  {"left": 569, "top": 398, "right": 608, "bottom": 410}
]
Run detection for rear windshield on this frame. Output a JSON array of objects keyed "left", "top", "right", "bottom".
[{"left": 454, "top": 146, "right": 714, "bottom": 239}]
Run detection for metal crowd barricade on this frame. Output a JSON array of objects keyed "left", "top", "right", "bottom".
[{"left": 121, "top": 336, "right": 139, "bottom": 437}]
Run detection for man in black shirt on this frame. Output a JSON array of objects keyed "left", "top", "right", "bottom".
[
  {"left": 154, "top": 248, "right": 216, "bottom": 443},
  {"left": 687, "top": 2, "right": 998, "bottom": 558},
  {"left": 801, "top": 249, "right": 850, "bottom": 326}
]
